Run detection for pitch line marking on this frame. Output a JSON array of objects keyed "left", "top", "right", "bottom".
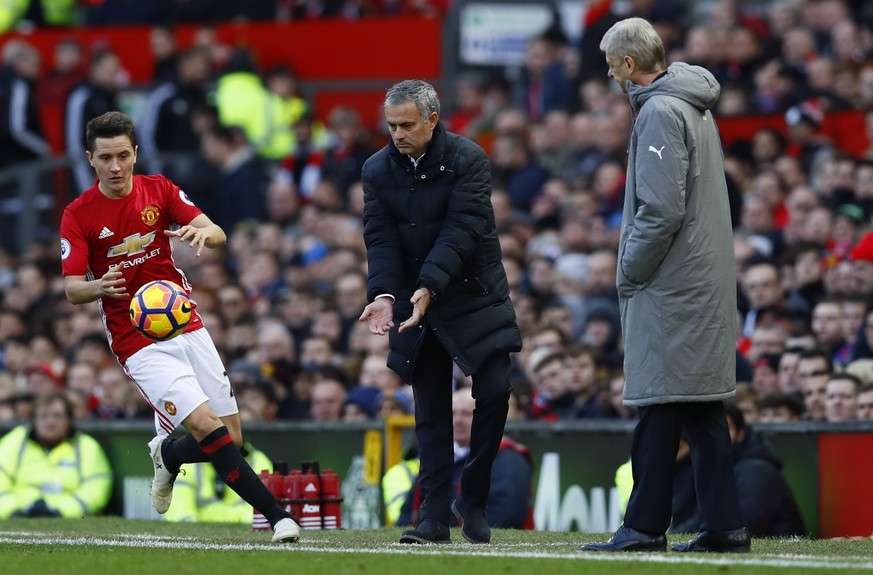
[{"left": 0, "top": 532, "right": 871, "bottom": 571}]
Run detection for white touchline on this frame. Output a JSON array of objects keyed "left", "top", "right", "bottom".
[{"left": 0, "top": 532, "right": 871, "bottom": 571}]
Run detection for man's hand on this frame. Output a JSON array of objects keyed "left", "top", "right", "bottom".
[
  {"left": 359, "top": 297, "right": 395, "bottom": 335},
  {"left": 100, "top": 263, "right": 128, "bottom": 299},
  {"left": 398, "top": 288, "right": 431, "bottom": 333},
  {"left": 165, "top": 225, "right": 210, "bottom": 256}
]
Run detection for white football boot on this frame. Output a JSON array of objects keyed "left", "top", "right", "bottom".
[
  {"left": 271, "top": 517, "right": 301, "bottom": 543},
  {"left": 148, "top": 436, "right": 177, "bottom": 514}
]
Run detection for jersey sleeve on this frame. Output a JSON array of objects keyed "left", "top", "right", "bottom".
[
  {"left": 163, "top": 177, "right": 203, "bottom": 226},
  {"left": 60, "top": 208, "right": 90, "bottom": 276}
]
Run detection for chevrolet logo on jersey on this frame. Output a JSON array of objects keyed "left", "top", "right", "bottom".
[{"left": 107, "top": 231, "right": 157, "bottom": 258}]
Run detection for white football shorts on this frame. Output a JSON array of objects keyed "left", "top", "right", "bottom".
[{"left": 124, "top": 327, "right": 238, "bottom": 436}]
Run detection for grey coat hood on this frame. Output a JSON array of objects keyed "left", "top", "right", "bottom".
[{"left": 629, "top": 62, "right": 721, "bottom": 113}]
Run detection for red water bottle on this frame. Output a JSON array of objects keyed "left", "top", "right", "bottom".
[
  {"left": 284, "top": 470, "right": 303, "bottom": 519},
  {"left": 320, "top": 469, "right": 342, "bottom": 529},
  {"left": 298, "top": 467, "right": 322, "bottom": 530},
  {"left": 252, "top": 468, "right": 274, "bottom": 530}
]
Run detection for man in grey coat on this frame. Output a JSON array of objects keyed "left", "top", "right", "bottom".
[
  {"left": 582, "top": 18, "right": 751, "bottom": 553},
  {"left": 359, "top": 79, "right": 522, "bottom": 545}
]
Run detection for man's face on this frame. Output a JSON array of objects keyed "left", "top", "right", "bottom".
[
  {"left": 605, "top": 55, "right": 630, "bottom": 93},
  {"left": 857, "top": 389, "right": 873, "bottom": 420},
  {"left": 749, "top": 327, "right": 785, "bottom": 361},
  {"left": 87, "top": 135, "right": 137, "bottom": 197},
  {"left": 385, "top": 101, "right": 437, "bottom": 159},
  {"left": 34, "top": 399, "right": 70, "bottom": 447},
  {"left": 811, "top": 302, "right": 845, "bottom": 347},
  {"left": 742, "top": 264, "right": 783, "bottom": 310},
  {"left": 798, "top": 357, "right": 830, "bottom": 420},
  {"left": 452, "top": 392, "right": 475, "bottom": 448},
  {"left": 825, "top": 378, "right": 858, "bottom": 422}
]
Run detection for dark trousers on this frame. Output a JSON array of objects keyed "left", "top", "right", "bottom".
[
  {"left": 410, "top": 328, "right": 511, "bottom": 525},
  {"left": 623, "top": 401, "right": 743, "bottom": 534}
]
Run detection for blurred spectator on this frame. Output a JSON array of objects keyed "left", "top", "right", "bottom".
[
  {"left": 149, "top": 23, "right": 179, "bottom": 84},
  {"left": 490, "top": 131, "right": 550, "bottom": 212},
  {"left": 511, "top": 35, "right": 570, "bottom": 122},
  {"left": 308, "top": 376, "right": 346, "bottom": 422},
  {"left": 37, "top": 38, "right": 86, "bottom": 108},
  {"left": 373, "top": 387, "right": 413, "bottom": 420},
  {"left": 759, "top": 392, "right": 804, "bottom": 423},
  {"left": 93, "top": 363, "right": 143, "bottom": 420},
  {"left": 811, "top": 297, "right": 850, "bottom": 366},
  {"left": 0, "top": 39, "right": 51, "bottom": 252},
  {"left": 320, "top": 106, "right": 374, "bottom": 200},
  {"left": 0, "top": 391, "right": 112, "bottom": 518},
  {"left": 263, "top": 64, "right": 326, "bottom": 160},
  {"left": 236, "top": 379, "right": 280, "bottom": 422},
  {"left": 824, "top": 372, "right": 860, "bottom": 423},
  {"left": 342, "top": 384, "right": 380, "bottom": 422},
  {"left": 0, "top": 39, "right": 51, "bottom": 168},
  {"left": 740, "top": 259, "right": 787, "bottom": 339},
  {"left": 777, "top": 346, "right": 804, "bottom": 395},
  {"left": 565, "top": 344, "right": 609, "bottom": 418},
  {"left": 857, "top": 383, "right": 873, "bottom": 420},
  {"left": 671, "top": 403, "right": 806, "bottom": 537},
  {"left": 139, "top": 46, "right": 213, "bottom": 177},
  {"left": 398, "top": 386, "right": 534, "bottom": 529},
  {"left": 65, "top": 47, "right": 123, "bottom": 193},
  {"left": 733, "top": 382, "right": 762, "bottom": 424},
  {"left": 527, "top": 350, "right": 574, "bottom": 421},
  {"left": 797, "top": 347, "right": 833, "bottom": 421},
  {"left": 199, "top": 124, "right": 268, "bottom": 231}
]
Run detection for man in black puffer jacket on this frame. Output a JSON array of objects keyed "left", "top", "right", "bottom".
[{"left": 359, "top": 79, "right": 522, "bottom": 545}]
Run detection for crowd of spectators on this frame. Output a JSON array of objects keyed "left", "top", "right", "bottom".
[{"left": 3, "top": 0, "right": 873, "bottom": 432}]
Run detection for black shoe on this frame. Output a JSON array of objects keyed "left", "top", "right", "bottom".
[
  {"left": 672, "top": 527, "right": 751, "bottom": 553},
  {"left": 582, "top": 526, "right": 667, "bottom": 552},
  {"left": 451, "top": 498, "right": 491, "bottom": 544},
  {"left": 399, "top": 519, "right": 452, "bottom": 544}
]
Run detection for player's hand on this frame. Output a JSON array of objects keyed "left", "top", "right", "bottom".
[
  {"left": 359, "top": 298, "right": 395, "bottom": 336},
  {"left": 398, "top": 288, "right": 431, "bottom": 333},
  {"left": 165, "top": 226, "right": 207, "bottom": 257},
  {"left": 99, "top": 263, "right": 128, "bottom": 299}
]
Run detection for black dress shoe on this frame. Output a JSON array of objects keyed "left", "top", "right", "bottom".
[
  {"left": 672, "top": 527, "right": 751, "bottom": 553},
  {"left": 399, "top": 519, "right": 452, "bottom": 544},
  {"left": 582, "top": 526, "right": 667, "bottom": 552},
  {"left": 451, "top": 498, "right": 491, "bottom": 544}
]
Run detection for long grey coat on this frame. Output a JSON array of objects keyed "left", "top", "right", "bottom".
[{"left": 618, "top": 62, "right": 737, "bottom": 406}]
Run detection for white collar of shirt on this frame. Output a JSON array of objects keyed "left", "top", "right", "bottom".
[
  {"left": 409, "top": 153, "right": 426, "bottom": 169},
  {"left": 453, "top": 441, "right": 470, "bottom": 462}
]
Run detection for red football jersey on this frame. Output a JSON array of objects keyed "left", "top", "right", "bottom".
[{"left": 61, "top": 174, "right": 206, "bottom": 364}]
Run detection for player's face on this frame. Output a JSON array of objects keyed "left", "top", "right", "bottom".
[
  {"left": 87, "top": 135, "right": 138, "bottom": 198},
  {"left": 385, "top": 101, "right": 437, "bottom": 160}
]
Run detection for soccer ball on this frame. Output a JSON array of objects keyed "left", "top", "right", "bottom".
[{"left": 129, "top": 280, "right": 192, "bottom": 341}]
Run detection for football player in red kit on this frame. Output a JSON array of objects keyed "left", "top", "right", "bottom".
[{"left": 60, "top": 111, "right": 299, "bottom": 542}]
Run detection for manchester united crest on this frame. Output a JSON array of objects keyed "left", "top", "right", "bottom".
[
  {"left": 141, "top": 205, "right": 161, "bottom": 226},
  {"left": 164, "top": 401, "right": 177, "bottom": 416}
]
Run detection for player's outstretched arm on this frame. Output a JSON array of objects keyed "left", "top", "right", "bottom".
[
  {"left": 165, "top": 214, "right": 227, "bottom": 257},
  {"left": 64, "top": 264, "right": 128, "bottom": 304}
]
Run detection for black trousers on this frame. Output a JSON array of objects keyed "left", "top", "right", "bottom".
[
  {"left": 623, "top": 401, "right": 743, "bottom": 534},
  {"left": 410, "top": 328, "right": 511, "bottom": 525}
]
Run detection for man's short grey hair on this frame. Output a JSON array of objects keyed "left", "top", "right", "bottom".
[
  {"left": 599, "top": 17, "right": 666, "bottom": 74},
  {"left": 384, "top": 79, "right": 440, "bottom": 119}
]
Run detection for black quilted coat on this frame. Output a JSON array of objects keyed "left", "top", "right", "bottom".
[{"left": 361, "top": 122, "right": 522, "bottom": 382}]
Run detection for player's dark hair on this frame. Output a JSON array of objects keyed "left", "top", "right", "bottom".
[{"left": 86, "top": 111, "right": 136, "bottom": 152}]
